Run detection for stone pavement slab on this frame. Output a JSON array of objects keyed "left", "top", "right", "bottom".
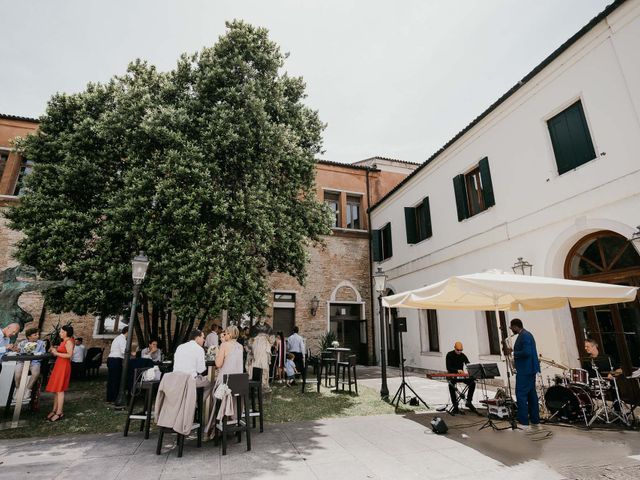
[{"left": 0, "top": 414, "right": 569, "bottom": 480}]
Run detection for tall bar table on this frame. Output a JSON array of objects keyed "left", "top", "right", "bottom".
[
  {"left": 1, "top": 353, "right": 52, "bottom": 429},
  {"left": 325, "top": 347, "right": 351, "bottom": 393}
]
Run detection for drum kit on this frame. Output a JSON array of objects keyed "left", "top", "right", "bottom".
[{"left": 538, "top": 354, "right": 632, "bottom": 428}]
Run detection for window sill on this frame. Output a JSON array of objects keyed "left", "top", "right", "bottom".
[
  {"left": 479, "top": 354, "right": 502, "bottom": 361},
  {"left": 420, "top": 351, "right": 443, "bottom": 357},
  {"left": 0, "top": 195, "right": 20, "bottom": 206},
  {"left": 460, "top": 205, "right": 494, "bottom": 222},
  {"left": 92, "top": 333, "right": 119, "bottom": 340},
  {"left": 328, "top": 228, "right": 369, "bottom": 239},
  {"left": 555, "top": 156, "right": 599, "bottom": 178}
]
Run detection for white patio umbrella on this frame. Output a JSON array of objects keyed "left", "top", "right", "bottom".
[{"left": 381, "top": 270, "right": 638, "bottom": 311}]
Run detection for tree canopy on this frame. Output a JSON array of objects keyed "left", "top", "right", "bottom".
[{"left": 6, "top": 21, "right": 331, "bottom": 344}]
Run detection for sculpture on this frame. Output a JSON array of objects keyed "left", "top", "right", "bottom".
[
  {"left": 246, "top": 317, "right": 274, "bottom": 393},
  {"left": 0, "top": 265, "right": 74, "bottom": 334}
]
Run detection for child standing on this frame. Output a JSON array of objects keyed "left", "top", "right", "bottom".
[{"left": 284, "top": 352, "right": 298, "bottom": 386}]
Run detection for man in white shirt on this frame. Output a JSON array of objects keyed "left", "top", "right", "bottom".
[
  {"left": 106, "top": 326, "right": 128, "bottom": 402},
  {"left": 204, "top": 325, "right": 219, "bottom": 349},
  {"left": 71, "top": 337, "right": 87, "bottom": 380},
  {"left": 174, "top": 329, "right": 212, "bottom": 395},
  {"left": 286, "top": 326, "right": 306, "bottom": 379}
]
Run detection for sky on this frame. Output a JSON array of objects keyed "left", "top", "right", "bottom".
[{"left": 0, "top": 0, "right": 613, "bottom": 164}]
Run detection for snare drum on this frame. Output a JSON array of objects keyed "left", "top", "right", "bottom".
[{"left": 570, "top": 368, "right": 589, "bottom": 386}]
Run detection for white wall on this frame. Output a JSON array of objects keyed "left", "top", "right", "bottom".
[{"left": 371, "top": 0, "right": 640, "bottom": 379}]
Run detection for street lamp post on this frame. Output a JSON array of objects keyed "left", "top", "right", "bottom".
[
  {"left": 114, "top": 251, "right": 150, "bottom": 409},
  {"left": 373, "top": 267, "right": 389, "bottom": 399}
]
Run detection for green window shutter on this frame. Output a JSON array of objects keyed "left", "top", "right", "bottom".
[
  {"left": 383, "top": 224, "right": 393, "bottom": 259},
  {"left": 404, "top": 207, "right": 417, "bottom": 244},
  {"left": 478, "top": 157, "right": 495, "bottom": 208},
  {"left": 421, "top": 196, "right": 432, "bottom": 239},
  {"left": 453, "top": 174, "right": 469, "bottom": 221},
  {"left": 372, "top": 229, "right": 382, "bottom": 262},
  {"left": 548, "top": 101, "right": 596, "bottom": 175}
]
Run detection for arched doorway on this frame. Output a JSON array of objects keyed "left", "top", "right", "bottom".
[{"left": 565, "top": 230, "right": 640, "bottom": 374}]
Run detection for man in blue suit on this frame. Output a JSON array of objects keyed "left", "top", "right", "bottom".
[{"left": 505, "top": 318, "right": 540, "bottom": 427}]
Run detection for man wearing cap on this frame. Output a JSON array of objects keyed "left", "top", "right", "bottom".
[{"left": 445, "top": 341, "right": 476, "bottom": 414}]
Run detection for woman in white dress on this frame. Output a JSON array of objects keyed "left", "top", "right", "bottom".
[
  {"left": 214, "top": 325, "right": 243, "bottom": 387},
  {"left": 206, "top": 325, "right": 244, "bottom": 435}
]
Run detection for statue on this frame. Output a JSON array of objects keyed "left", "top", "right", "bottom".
[
  {"left": 0, "top": 265, "right": 74, "bottom": 334},
  {"left": 246, "top": 317, "right": 274, "bottom": 393}
]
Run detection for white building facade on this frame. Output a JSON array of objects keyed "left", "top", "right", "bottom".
[{"left": 370, "top": 0, "right": 640, "bottom": 382}]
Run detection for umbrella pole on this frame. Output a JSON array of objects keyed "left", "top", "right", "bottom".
[{"left": 498, "top": 308, "right": 518, "bottom": 430}]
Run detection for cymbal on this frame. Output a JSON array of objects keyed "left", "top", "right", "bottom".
[{"left": 538, "top": 354, "right": 569, "bottom": 370}]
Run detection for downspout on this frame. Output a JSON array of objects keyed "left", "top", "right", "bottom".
[{"left": 366, "top": 167, "right": 376, "bottom": 365}]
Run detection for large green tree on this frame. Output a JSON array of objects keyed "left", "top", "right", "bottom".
[{"left": 6, "top": 21, "right": 331, "bottom": 350}]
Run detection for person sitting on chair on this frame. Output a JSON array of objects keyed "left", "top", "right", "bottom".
[
  {"left": 70, "top": 337, "right": 87, "bottom": 380},
  {"left": 445, "top": 341, "right": 476, "bottom": 414},
  {"left": 583, "top": 338, "right": 619, "bottom": 379},
  {"left": 13, "top": 328, "right": 47, "bottom": 402}
]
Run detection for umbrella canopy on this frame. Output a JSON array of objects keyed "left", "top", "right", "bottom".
[{"left": 382, "top": 270, "right": 638, "bottom": 311}]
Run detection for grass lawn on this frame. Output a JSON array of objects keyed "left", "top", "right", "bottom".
[{"left": 0, "top": 376, "right": 416, "bottom": 440}]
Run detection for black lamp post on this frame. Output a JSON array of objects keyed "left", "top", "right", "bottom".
[
  {"left": 114, "top": 251, "right": 149, "bottom": 409},
  {"left": 373, "top": 266, "right": 389, "bottom": 399}
]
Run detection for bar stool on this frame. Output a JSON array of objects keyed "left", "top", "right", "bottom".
[
  {"left": 337, "top": 355, "right": 358, "bottom": 395},
  {"left": 124, "top": 367, "right": 159, "bottom": 439},
  {"left": 156, "top": 386, "right": 204, "bottom": 458},
  {"left": 301, "top": 356, "right": 321, "bottom": 393},
  {"left": 215, "top": 373, "right": 251, "bottom": 455},
  {"left": 248, "top": 367, "right": 264, "bottom": 432},
  {"left": 321, "top": 351, "right": 336, "bottom": 387}
]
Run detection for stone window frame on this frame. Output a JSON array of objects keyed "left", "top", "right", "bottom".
[{"left": 321, "top": 187, "right": 367, "bottom": 232}]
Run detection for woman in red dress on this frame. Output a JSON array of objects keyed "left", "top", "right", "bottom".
[{"left": 46, "top": 325, "right": 74, "bottom": 422}]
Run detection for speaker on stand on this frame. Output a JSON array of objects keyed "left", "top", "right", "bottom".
[{"left": 390, "top": 317, "right": 430, "bottom": 409}]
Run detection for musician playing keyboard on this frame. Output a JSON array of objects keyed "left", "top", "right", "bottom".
[{"left": 445, "top": 341, "right": 477, "bottom": 414}]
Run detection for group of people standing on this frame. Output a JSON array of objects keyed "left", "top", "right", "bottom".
[
  {"left": 273, "top": 326, "right": 305, "bottom": 386},
  {"left": 0, "top": 323, "right": 77, "bottom": 422}
]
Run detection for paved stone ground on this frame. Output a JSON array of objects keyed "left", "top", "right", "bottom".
[
  {"left": 361, "top": 370, "right": 640, "bottom": 480},
  {"left": 0, "top": 414, "right": 564, "bottom": 480},
  {"left": 1, "top": 369, "right": 639, "bottom": 479}
]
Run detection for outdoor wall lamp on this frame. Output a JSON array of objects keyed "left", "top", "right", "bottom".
[
  {"left": 630, "top": 226, "right": 640, "bottom": 254},
  {"left": 310, "top": 295, "right": 320, "bottom": 316},
  {"left": 512, "top": 257, "right": 533, "bottom": 276}
]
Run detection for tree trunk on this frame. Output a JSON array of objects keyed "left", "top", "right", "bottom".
[
  {"left": 151, "top": 302, "right": 159, "bottom": 340},
  {"left": 159, "top": 306, "right": 167, "bottom": 354},
  {"left": 183, "top": 317, "right": 196, "bottom": 343},
  {"left": 166, "top": 307, "right": 173, "bottom": 353},
  {"left": 133, "top": 310, "right": 145, "bottom": 351},
  {"left": 37, "top": 302, "right": 47, "bottom": 332},
  {"left": 141, "top": 294, "right": 151, "bottom": 345}
]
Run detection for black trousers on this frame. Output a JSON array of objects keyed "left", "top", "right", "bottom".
[
  {"left": 71, "top": 361, "right": 85, "bottom": 380},
  {"left": 292, "top": 352, "right": 304, "bottom": 376},
  {"left": 106, "top": 357, "right": 123, "bottom": 402},
  {"left": 448, "top": 378, "right": 476, "bottom": 407}
]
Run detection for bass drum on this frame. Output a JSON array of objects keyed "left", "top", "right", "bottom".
[{"left": 544, "top": 385, "right": 593, "bottom": 421}]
